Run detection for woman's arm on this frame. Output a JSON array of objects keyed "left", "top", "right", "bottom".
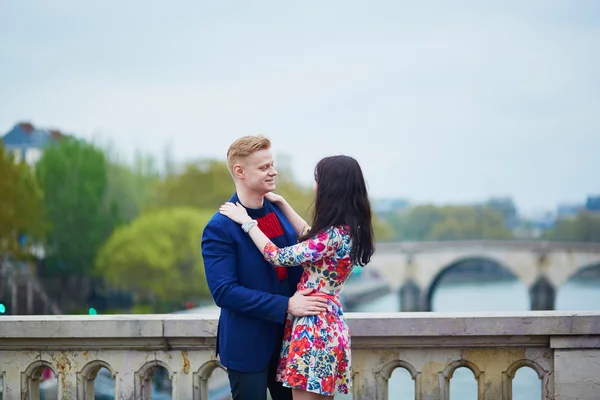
[
  {"left": 277, "top": 198, "right": 310, "bottom": 237},
  {"left": 218, "top": 202, "right": 338, "bottom": 267},
  {"left": 248, "top": 224, "right": 338, "bottom": 267},
  {"left": 266, "top": 193, "right": 309, "bottom": 236}
]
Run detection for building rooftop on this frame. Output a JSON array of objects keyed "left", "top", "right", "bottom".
[{"left": 1, "top": 122, "right": 63, "bottom": 149}]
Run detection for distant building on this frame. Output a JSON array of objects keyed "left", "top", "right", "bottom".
[
  {"left": 554, "top": 197, "right": 599, "bottom": 217},
  {"left": 1, "top": 122, "right": 63, "bottom": 165},
  {"left": 556, "top": 202, "right": 584, "bottom": 220},
  {"left": 586, "top": 196, "right": 600, "bottom": 213},
  {"left": 526, "top": 211, "right": 557, "bottom": 238}
]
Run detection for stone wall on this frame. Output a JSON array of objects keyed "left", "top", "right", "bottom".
[{"left": 0, "top": 311, "right": 599, "bottom": 399}]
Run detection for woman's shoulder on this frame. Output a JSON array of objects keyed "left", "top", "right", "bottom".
[
  {"left": 302, "top": 225, "right": 350, "bottom": 242},
  {"left": 333, "top": 224, "right": 351, "bottom": 236},
  {"left": 323, "top": 225, "right": 351, "bottom": 243}
]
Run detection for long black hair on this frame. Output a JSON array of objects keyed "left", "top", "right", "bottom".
[{"left": 299, "top": 155, "right": 375, "bottom": 266}]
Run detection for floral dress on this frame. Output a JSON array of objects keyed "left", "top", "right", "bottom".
[{"left": 262, "top": 225, "right": 354, "bottom": 396}]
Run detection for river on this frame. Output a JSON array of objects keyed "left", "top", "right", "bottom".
[{"left": 345, "top": 278, "right": 600, "bottom": 399}]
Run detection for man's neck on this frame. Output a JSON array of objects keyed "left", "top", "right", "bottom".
[{"left": 236, "top": 186, "right": 265, "bottom": 209}]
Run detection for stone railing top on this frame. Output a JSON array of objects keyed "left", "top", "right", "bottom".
[{"left": 1, "top": 311, "right": 599, "bottom": 343}]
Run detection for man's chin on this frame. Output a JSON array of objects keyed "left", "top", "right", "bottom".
[{"left": 252, "top": 185, "right": 275, "bottom": 196}]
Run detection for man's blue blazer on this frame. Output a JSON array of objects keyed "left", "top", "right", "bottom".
[{"left": 201, "top": 193, "right": 303, "bottom": 372}]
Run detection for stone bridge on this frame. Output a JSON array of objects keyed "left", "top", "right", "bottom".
[{"left": 369, "top": 240, "right": 600, "bottom": 311}]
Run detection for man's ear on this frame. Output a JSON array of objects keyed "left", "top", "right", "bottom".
[{"left": 232, "top": 164, "right": 244, "bottom": 180}]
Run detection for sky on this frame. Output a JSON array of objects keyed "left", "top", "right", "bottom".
[{"left": 1, "top": 1, "right": 599, "bottom": 215}]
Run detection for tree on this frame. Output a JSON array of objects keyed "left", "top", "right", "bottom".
[
  {"left": 427, "top": 206, "right": 512, "bottom": 240},
  {"left": 485, "top": 197, "right": 518, "bottom": 229},
  {"left": 386, "top": 204, "right": 514, "bottom": 241},
  {"left": 0, "top": 143, "right": 46, "bottom": 258},
  {"left": 35, "top": 138, "right": 119, "bottom": 276},
  {"left": 104, "top": 152, "right": 160, "bottom": 223},
  {"left": 143, "top": 160, "right": 234, "bottom": 212},
  {"left": 372, "top": 216, "right": 393, "bottom": 241},
  {"left": 545, "top": 211, "right": 600, "bottom": 242},
  {"left": 95, "top": 207, "right": 212, "bottom": 307},
  {"left": 386, "top": 205, "right": 444, "bottom": 241}
]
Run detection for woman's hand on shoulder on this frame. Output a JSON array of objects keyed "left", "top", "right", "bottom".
[
  {"left": 219, "top": 202, "right": 252, "bottom": 224},
  {"left": 265, "top": 192, "right": 285, "bottom": 205}
]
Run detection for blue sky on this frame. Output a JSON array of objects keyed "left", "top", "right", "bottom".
[{"left": 1, "top": 1, "right": 599, "bottom": 215}]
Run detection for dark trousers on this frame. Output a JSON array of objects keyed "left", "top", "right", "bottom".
[{"left": 227, "top": 351, "right": 292, "bottom": 400}]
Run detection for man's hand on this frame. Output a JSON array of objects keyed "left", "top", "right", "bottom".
[{"left": 287, "top": 289, "right": 328, "bottom": 317}]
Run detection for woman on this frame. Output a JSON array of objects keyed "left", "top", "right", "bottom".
[{"left": 219, "top": 155, "right": 375, "bottom": 399}]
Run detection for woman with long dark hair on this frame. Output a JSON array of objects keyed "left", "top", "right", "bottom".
[{"left": 219, "top": 155, "right": 375, "bottom": 399}]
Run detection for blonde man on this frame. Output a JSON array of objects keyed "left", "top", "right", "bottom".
[{"left": 202, "top": 135, "right": 328, "bottom": 400}]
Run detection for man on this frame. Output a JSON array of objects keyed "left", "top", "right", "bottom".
[{"left": 201, "top": 135, "right": 328, "bottom": 400}]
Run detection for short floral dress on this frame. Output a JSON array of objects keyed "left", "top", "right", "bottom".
[{"left": 262, "top": 225, "right": 354, "bottom": 396}]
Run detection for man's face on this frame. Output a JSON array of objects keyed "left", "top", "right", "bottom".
[{"left": 237, "top": 149, "right": 277, "bottom": 195}]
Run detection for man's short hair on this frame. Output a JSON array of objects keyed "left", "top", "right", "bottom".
[{"left": 226, "top": 135, "right": 271, "bottom": 174}]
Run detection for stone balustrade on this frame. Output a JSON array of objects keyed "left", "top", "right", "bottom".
[{"left": 0, "top": 311, "right": 599, "bottom": 399}]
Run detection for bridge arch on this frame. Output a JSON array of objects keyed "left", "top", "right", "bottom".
[
  {"left": 371, "top": 241, "right": 600, "bottom": 311},
  {"left": 571, "top": 261, "right": 600, "bottom": 279},
  {"left": 541, "top": 250, "right": 600, "bottom": 288},
  {"left": 545, "top": 252, "right": 600, "bottom": 288},
  {"left": 556, "top": 261, "right": 600, "bottom": 310},
  {"left": 422, "top": 255, "right": 526, "bottom": 312}
]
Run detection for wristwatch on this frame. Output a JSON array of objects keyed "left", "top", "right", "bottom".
[{"left": 241, "top": 220, "right": 258, "bottom": 233}]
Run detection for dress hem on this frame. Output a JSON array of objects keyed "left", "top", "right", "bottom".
[{"left": 279, "top": 380, "right": 351, "bottom": 396}]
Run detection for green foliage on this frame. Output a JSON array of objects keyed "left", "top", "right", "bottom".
[
  {"left": 484, "top": 197, "right": 517, "bottom": 228},
  {"left": 95, "top": 207, "right": 212, "bottom": 304},
  {"left": 105, "top": 152, "right": 159, "bottom": 222},
  {"left": 372, "top": 216, "right": 393, "bottom": 241},
  {"left": 386, "top": 204, "right": 514, "bottom": 241},
  {"left": 388, "top": 205, "right": 444, "bottom": 240},
  {"left": 0, "top": 142, "right": 46, "bottom": 257},
  {"left": 35, "top": 138, "right": 119, "bottom": 275},
  {"left": 545, "top": 211, "right": 600, "bottom": 242},
  {"left": 275, "top": 179, "right": 314, "bottom": 220},
  {"left": 144, "top": 160, "right": 234, "bottom": 212}
]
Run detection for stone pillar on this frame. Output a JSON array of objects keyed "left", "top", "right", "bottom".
[
  {"left": 552, "top": 337, "right": 599, "bottom": 400},
  {"left": 529, "top": 276, "right": 556, "bottom": 310},
  {"left": 399, "top": 279, "right": 422, "bottom": 312}
]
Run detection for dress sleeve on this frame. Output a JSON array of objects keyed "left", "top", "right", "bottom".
[{"left": 262, "top": 226, "right": 341, "bottom": 267}]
